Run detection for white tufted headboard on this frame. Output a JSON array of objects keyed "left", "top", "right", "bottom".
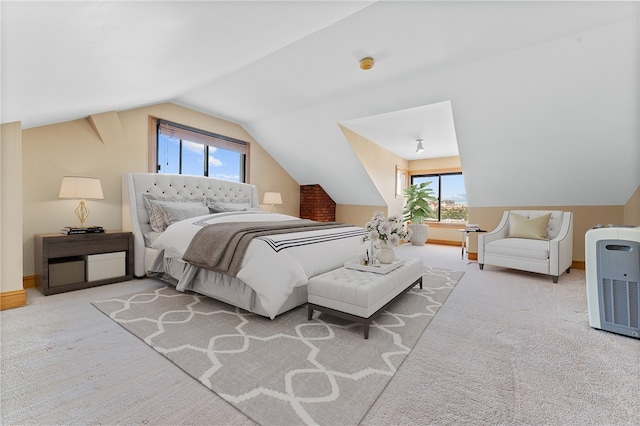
[{"left": 122, "top": 173, "right": 259, "bottom": 277}]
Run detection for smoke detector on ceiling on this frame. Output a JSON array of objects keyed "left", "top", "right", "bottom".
[{"left": 360, "top": 57, "right": 374, "bottom": 70}]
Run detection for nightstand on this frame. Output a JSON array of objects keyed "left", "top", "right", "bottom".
[{"left": 34, "top": 230, "right": 134, "bottom": 295}]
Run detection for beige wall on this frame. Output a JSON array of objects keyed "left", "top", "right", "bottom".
[
  {"left": 21, "top": 102, "right": 299, "bottom": 276},
  {"left": 1, "top": 122, "right": 24, "bottom": 295},
  {"left": 336, "top": 204, "right": 384, "bottom": 228},
  {"left": 624, "top": 185, "right": 640, "bottom": 226},
  {"left": 336, "top": 126, "right": 409, "bottom": 220},
  {"left": 409, "top": 156, "right": 462, "bottom": 174}
]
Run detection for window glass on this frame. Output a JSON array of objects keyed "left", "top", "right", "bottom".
[
  {"left": 182, "top": 140, "right": 205, "bottom": 176},
  {"left": 441, "top": 174, "right": 468, "bottom": 222},
  {"left": 411, "top": 172, "right": 467, "bottom": 223},
  {"left": 156, "top": 120, "right": 247, "bottom": 182},
  {"left": 157, "top": 134, "right": 180, "bottom": 174},
  {"left": 209, "top": 148, "right": 242, "bottom": 182}
]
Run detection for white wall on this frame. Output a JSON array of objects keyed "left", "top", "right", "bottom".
[{"left": 247, "top": 17, "right": 639, "bottom": 209}]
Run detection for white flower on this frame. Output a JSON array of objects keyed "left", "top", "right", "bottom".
[
  {"left": 380, "top": 221, "right": 392, "bottom": 235},
  {"left": 363, "top": 211, "right": 409, "bottom": 247}
]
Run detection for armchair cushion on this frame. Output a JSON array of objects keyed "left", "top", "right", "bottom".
[
  {"left": 485, "top": 238, "right": 549, "bottom": 261},
  {"left": 508, "top": 212, "right": 552, "bottom": 240}
]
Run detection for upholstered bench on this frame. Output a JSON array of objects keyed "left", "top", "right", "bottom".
[{"left": 307, "top": 257, "right": 423, "bottom": 339}]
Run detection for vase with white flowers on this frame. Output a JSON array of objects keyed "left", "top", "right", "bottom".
[{"left": 363, "top": 211, "right": 411, "bottom": 264}]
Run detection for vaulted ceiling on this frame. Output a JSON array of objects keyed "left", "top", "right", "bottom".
[{"left": 2, "top": 1, "right": 638, "bottom": 207}]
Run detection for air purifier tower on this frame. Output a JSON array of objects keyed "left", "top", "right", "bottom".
[{"left": 585, "top": 225, "right": 640, "bottom": 339}]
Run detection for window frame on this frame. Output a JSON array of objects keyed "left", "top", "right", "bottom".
[
  {"left": 148, "top": 117, "right": 249, "bottom": 183},
  {"left": 410, "top": 171, "right": 467, "bottom": 223}
]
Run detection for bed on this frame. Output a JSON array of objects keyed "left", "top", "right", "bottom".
[{"left": 122, "top": 173, "right": 367, "bottom": 318}]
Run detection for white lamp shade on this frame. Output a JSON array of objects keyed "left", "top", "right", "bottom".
[
  {"left": 59, "top": 176, "right": 104, "bottom": 200},
  {"left": 263, "top": 192, "right": 282, "bottom": 205}
]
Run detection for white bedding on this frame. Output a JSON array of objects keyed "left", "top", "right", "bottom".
[{"left": 150, "top": 211, "right": 366, "bottom": 318}]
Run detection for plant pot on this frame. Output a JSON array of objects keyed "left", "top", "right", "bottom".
[
  {"left": 377, "top": 242, "right": 396, "bottom": 264},
  {"left": 408, "top": 223, "right": 429, "bottom": 246}
]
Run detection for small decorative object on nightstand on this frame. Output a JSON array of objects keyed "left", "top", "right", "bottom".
[{"left": 34, "top": 230, "right": 133, "bottom": 295}]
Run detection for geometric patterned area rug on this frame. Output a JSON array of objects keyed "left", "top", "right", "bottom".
[{"left": 93, "top": 266, "right": 463, "bottom": 426}]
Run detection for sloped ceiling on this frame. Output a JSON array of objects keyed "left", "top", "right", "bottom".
[{"left": 2, "top": 1, "right": 638, "bottom": 207}]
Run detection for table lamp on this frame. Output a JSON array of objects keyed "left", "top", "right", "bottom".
[
  {"left": 263, "top": 192, "right": 282, "bottom": 213},
  {"left": 59, "top": 176, "right": 104, "bottom": 228}
]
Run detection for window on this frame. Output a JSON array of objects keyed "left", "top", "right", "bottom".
[
  {"left": 395, "top": 166, "right": 408, "bottom": 197},
  {"left": 155, "top": 120, "right": 248, "bottom": 182},
  {"left": 411, "top": 172, "right": 467, "bottom": 223}
]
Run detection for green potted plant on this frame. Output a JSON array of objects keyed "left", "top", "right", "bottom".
[{"left": 402, "top": 181, "right": 437, "bottom": 245}]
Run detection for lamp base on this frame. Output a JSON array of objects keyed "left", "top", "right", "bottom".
[{"left": 74, "top": 199, "right": 90, "bottom": 228}]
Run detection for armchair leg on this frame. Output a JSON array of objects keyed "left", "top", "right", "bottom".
[
  {"left": 552, "top": 276, "right": 559, "bottom": 284},
  {"left": 479, "top": 264, "right": 484, "bottom": 270}
]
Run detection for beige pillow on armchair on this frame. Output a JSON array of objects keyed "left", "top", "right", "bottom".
[{"left": 508, "top": 212, "right": 552, "bottom": 240}]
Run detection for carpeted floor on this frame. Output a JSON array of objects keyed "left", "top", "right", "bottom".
[
  {"left": 91, "top": 266, "right": 463, "bottom": 426},
  {"left": 1, "top": 244, "right": 639, "bottom": 425}
]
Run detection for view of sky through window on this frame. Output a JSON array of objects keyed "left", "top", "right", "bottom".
[
  {"left": 413, "top": 174, "right": 467, "bottom": 205},
  {"left": 157, "top": 134, "right": 241, "bottom": 182}
]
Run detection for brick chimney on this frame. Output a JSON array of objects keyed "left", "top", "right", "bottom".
[{"left": 300, "top": 184, "right": 336, "bottom": 222}]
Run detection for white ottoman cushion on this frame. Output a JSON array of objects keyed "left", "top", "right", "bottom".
[{"left": 308, "top": 257, "right": 423, "bottom": 318}]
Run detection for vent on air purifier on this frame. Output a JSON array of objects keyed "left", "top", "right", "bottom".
[
  {"left": 600, "top": 278, "right": 640, "bottom": 333},
  {"left": 596, "top": 240, "right": 640, "bottom": 339}
]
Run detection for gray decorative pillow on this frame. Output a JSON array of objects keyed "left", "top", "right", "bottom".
[
  {"left": 148, "top": 200, "right": 206, "bottom": 232},
  {"left": 207, "top": 198, "right": 252, "bottom": 213},
  {"left": 160, "top": 203, "right": 209, "bottom": 226},
  {"left": 142, "top": 194, "right": 205, "bottom": 231}
]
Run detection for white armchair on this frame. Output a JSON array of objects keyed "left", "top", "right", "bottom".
[{"left": 478, "top": 210, "right": 573, "bottom": 283}]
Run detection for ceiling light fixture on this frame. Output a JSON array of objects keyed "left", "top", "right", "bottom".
[
  {"left": 416, "top": 139, "right": 425, "bottom": 153},
  {"left": 359, "top": 57, "right": 374, "bottom": 70}
]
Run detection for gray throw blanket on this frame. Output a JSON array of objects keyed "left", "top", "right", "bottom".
[{"left": 182, "top": 220, "right": 351, "bottom": 277}]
